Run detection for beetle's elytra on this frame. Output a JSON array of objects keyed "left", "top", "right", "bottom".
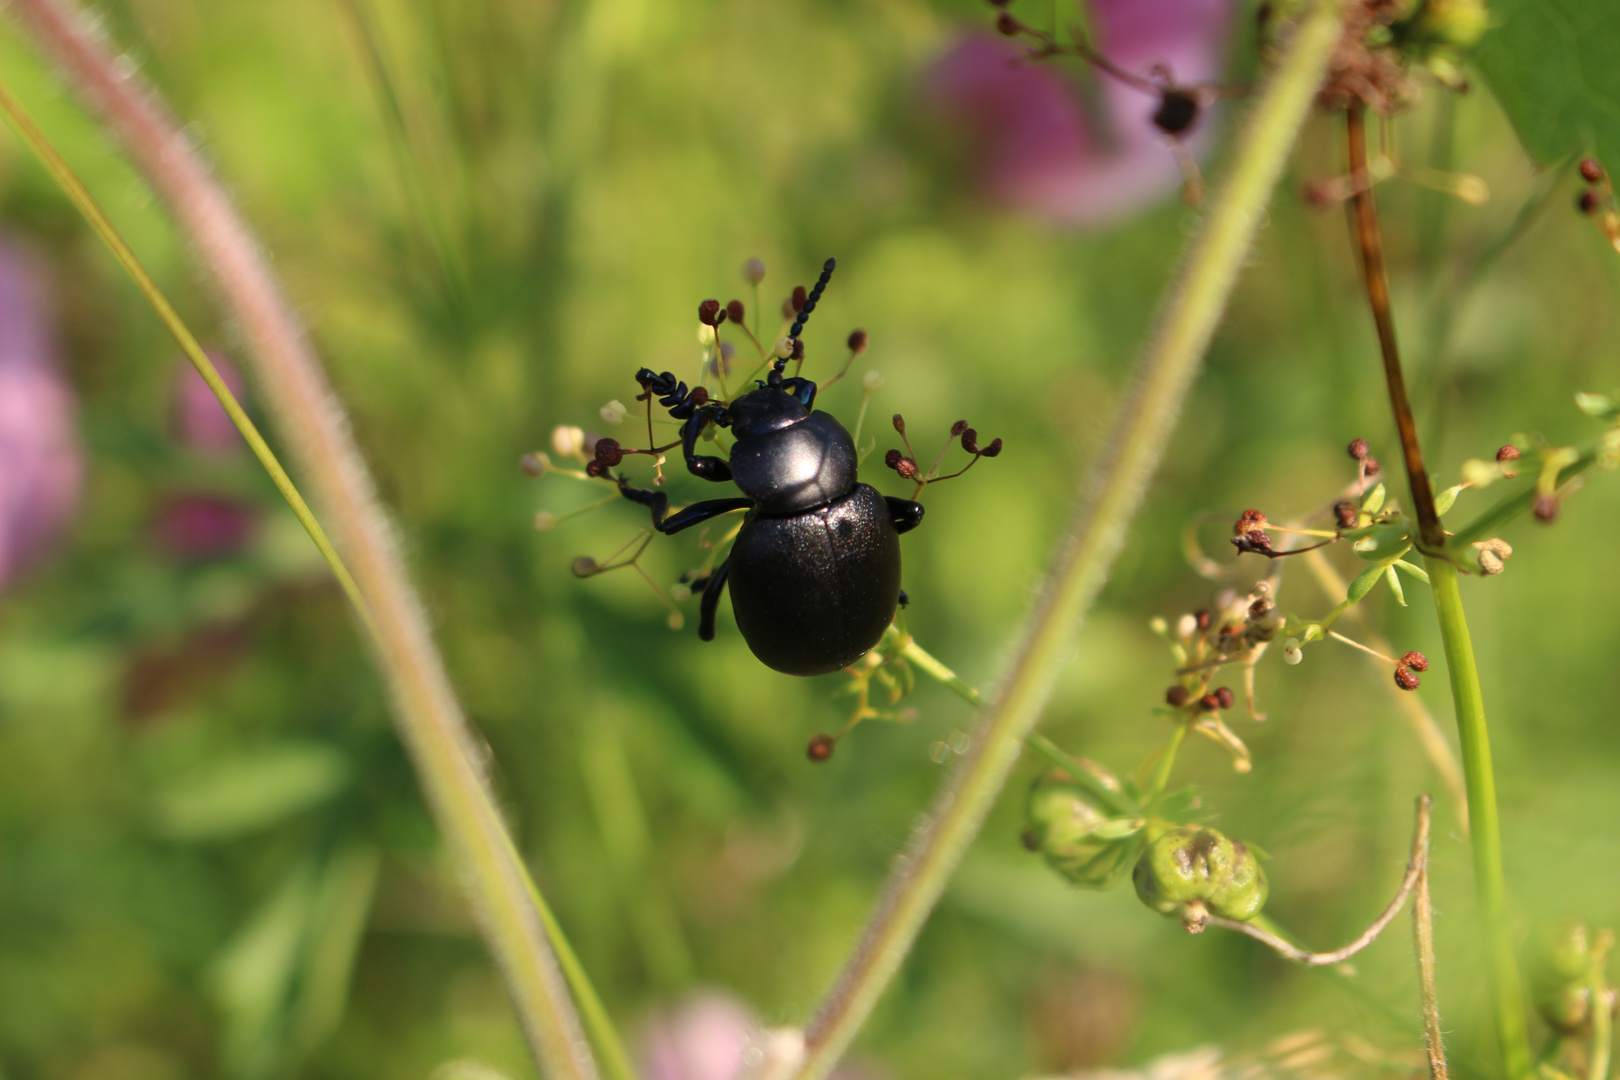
[{"left": 601, "top": 258, "right": 925, "bottom": 676}]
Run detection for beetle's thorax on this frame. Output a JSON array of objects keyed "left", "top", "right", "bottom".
[{"left": 729, "top": 406, "right": 858, "bottom": 515}]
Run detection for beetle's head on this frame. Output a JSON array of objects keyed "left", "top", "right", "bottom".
[{"left": 728, "top": 384, "right": 808, "bottom": 439}]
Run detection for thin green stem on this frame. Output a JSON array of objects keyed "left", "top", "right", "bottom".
[
  {"left": 1589, "top": 933, "right": 1612, "bottom": 1080},
  {"left": 1345, "top": 103, "right": 1533, "bottom": 1080},
  {"left": 0, "top": 7, "right": 618, "bottom": 1077},
  {"left": 1429, "top": 560, "right": 1532, "bottom": 1080},
  {"left": 1146, "top": 724, "right": 1189, "bottom": 808},
  {"left": 771, "top": 8, "right": 1351, "bottom": 1078},
  {"left": 1022, "top": 733, "right": 1143, "bottom": 819}
]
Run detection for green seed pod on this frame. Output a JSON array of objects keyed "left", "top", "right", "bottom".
[
  {"left": 1133, "top": 827, "right": 1268, "bottom": 932},
  {"left": 1528, "top": 920, "right": 1595, "bottom": 1033},
  {"left": 1025, "top": 766, "right": 1138, "bottom": 889}
]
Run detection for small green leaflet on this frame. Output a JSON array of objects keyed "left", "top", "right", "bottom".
[
  {"left": 1348, "top": 563, "right": 1384, "bottom": 603},
  {"left": 1394, "top": 558, "right": 1431, "bottom": 584},
  {"left": 1385, "top": 564, "right": 1407, "bottom": 606}
]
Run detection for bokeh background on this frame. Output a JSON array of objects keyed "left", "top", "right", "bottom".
[{"left": 0, "top": 1, "right": 1617, "bottom": 1079}]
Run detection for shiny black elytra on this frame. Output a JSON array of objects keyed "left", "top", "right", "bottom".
[{"left": 614, "top": 258, "right": 924, "bottom": 676}]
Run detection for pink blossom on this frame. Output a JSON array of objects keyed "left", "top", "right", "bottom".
[
  {"left": 0, "top": 242, "right": 83, "bottom": 589},
  {"left": 152, "top": 493, "right": 257, "bottom": 560},
  {"left": 173, "top": 352, "right": 247, "bottom": 454},
  {"left": 639, "top": 993, "right": 758, "bottom": 1080},
  {"left": 926, "top": 0, "right": 1234, "bottom": 225}
]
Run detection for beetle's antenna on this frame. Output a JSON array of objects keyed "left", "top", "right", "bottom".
[{"left": 771, "top": 257, "right": 838, "bottom": 384}]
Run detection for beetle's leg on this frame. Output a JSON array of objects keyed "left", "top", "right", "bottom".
[
  {"left": 778, "top": 376, "right": 818, "bottom": 410},
  {"left": 885, "top": 497, "right": 925, "bottom": 535},
  {"left": 698, "top": 559, "right": 731, "bottom": 641},
  {"left": 898, "top": 589, "right": 910, "bottom": 608},
  {"left": 618, "top": 480, "right": 752, "bottom": 534},
  {"left": 681, "top": 406, "right": 734, "bottom": 483}
]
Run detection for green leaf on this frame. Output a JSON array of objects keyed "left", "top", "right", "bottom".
[
  {"left": 1474, "top": 0, "right": 1620, "bottom": 168},
  {"left": 1434, "top": 484, "right": 1464, "bottom": 516},
  {"left": 153, "top": 742, "right": 352, "bottom": 841},
  {"left": 1386, "top": 564, "right": 1408, "bottom": 606},
  {"left": 1394, "top": 558, "right": 1432, "bottom": 584},
  {"left": 1362, "top": 482, "right": 1387, "bottom": 514},
  {"left": 1348, "top": 564, "right": 1384, "bottom": 602}
]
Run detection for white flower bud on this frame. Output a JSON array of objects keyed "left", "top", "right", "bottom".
[
  {"left": 532, "top": 511, "right": 557, "bottom": 532},
  {"left": 773, "top": 336, "right": 795, "bottom": 360},
  {"left": 552, "top": 425, "right": 585, "bottom": 460},
  {"left": 1283, "top": 637, "right": 1303, "bottom": 665},
  {"left": 862, "top": 369, "right": 885, "bottom": 392},
  {"left": 1176, "top": 614, "right": 1197, "bottom": 641},
  {"left": 599, "top": 400, "right": 627, "bottom": 425},
  {"left": 671, "top": 584, "right": 692, "bottom": 603}
]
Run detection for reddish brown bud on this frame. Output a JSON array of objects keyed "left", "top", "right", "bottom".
[
  {"left": 895, "top": 457, "right": 919, "bottom": 479},
  {"left": 1215, "top": 686, "right": 1235, "bottom": 710},
  {"left": 593, "top": 438, "right": 624, "bottom": 467},
  {"left": 995, "top": 11, "right": 1019, "bottom": 34},
  {"left": 689, "top": 386, "right": 710, "bottom": 407},
  {"left": 951, "top": 419, "right": 969, "bottom": 437},
  {"left": 790, "top": 285, "right": 808, "bottom": 313},
  {"left": 1248, "top": 596, "right": 1273, "bottom": 618},
  {"left": 790, "top": 338, "right": 805, "bottom": 360},
  {"left": 1579, "top": 190, "right": 1602, "bottom": 215},
  {"left": 698, "top": 298, "right": 723, "bottom": 326},
  {"left": 1533, "top": 495, "right": 1559, "bottom": 523},
  {"left": 726, "top": 299, "right": 746, "bottom": 325},
  {"left": 1200, "top": 693, "right": 1221, "bottom": 712},
  {"left": 1394, "top": 666, "right": 1421, "bottom": 691},
  {"left": 1496, "top": 445, "right": 1520, "bottom": 463},
  {"left": 1401, "top": 651, "right": 1429, "bottom": 672},
  {"left": 1334, "top": 500, "right": 1358, "bottom": 529},
  {"left": 884, "top": 448, "right": 904, "bottom": 470},
  {"left": 585, "top": 460, "right": 609, "bottom": 478},
  {"left": 848, "top": 329, "right": 868, "bottom": 353},
  {"left": 1348, "top": 437, "right": 1370, "bottom": 460},
  {"left": 807, "top": 734, "right": 836, "bottom": 762},
  {"left": 1364, "top": 457, "right": 1381, "bottom": 476},
  {"left": 1581, "top": 157, "right": 1604, "bottom": 184},
  {"left": 892, "top": 413, "right": 907, "bottom": 434},
  {"left": 980, "top": 438, "right": 1003, "bottom": 458},
  {"left": 781, "top": 295, "right": 797, "bottom": 319},
  {"left": 1166, "top": 685, "right": 1190, "bottom": 708},
  {"left": 961, "top": 428, "right": 980, "bottom": 454},
  {"left": 1236, "top": 509, "right": 1268, "bottom": 532},
  {"left": 1195, "top": 609, "right": 1212, "bottom": 630}
]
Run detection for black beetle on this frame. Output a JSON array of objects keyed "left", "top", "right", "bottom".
[{"left": 602, "top": 258, "right": 924, "bottom": 676}]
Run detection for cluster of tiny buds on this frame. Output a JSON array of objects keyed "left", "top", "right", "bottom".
[
  {"left": 1394, "top": 651, "right": 1428, "bottom": 691},
  {"left": 1165, "top": 684, "right": 1235, "bottom": 711},
  {"left": 885, "top": 415, "right": 1003, "bottom": 484},
  {"left": 1348, "top": 437, "right": 1381, "bottom": 477},
  {"left": 1231, "top": 509, "right": 1273, "bottom": 555},
  {"left": 1575, "top": 158, "right": 1620, "bottom": 250}
]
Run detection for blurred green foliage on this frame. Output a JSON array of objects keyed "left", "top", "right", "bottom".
[{"left": 0, "top": 2, "right": 1618, "bottom": 1080}]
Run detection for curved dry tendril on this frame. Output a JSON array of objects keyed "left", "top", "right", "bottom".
[{"left": 1206, "top": 796, "right": 1432, "bottom": 966}]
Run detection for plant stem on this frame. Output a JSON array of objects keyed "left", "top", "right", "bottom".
[
  {"left": 1, "top": 5, "right": 617, "bottom": 1078},
  {"left": 769, "top": 9, "right": 1352, "bottom": 1079},
  {"left": 1345, "top": 105, "right": 1533, "bottom": 1080},
  {"left": 1431, "top": 562, "right": 1532, "bottom": 1080}
]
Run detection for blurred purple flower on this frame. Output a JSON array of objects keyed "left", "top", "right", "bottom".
[
  {"left": 926, "top": 0, "right": 1233, "bottom": 225},
  {"left": 173, "top": 352, "right": 247, "bottom": 454},
  {"left": 640, "top": 993, "right": 757, "bottom": 1080},
  {"left": 0, "top": 242, "right": 83, "bottom": 589},
  {"left": 639, "top": 992, "right": 886, "bottom": 1080},
  {"left": 153, "top": 494, "right": 257, "bottom": 560}
]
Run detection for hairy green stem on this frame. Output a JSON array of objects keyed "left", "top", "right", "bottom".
[
  {"left": 1, "top": 5, "right": 619, "bottom": 1078},
  {"left": 772, "top": 8, "right": 1351, "bottom": 1079},
  {"left": 1430, "top": 562, "right": 1531, "bottom": 1080}
]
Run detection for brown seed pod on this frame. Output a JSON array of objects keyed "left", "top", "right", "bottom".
[
  {"left": 1580, "top": 157, "right": 1604, "bottom": 184},
  {"left": 1166, "top": 685, "right": 1190, "bottom": 708},
  {"left": 807, "top": 734, "right": 836, "bottom": 762},
  {"left": 1348, "top": 437, "right": 1370, "bottom": 460},
  {"left": 1496, "top": 445, "right": 1521, "bottom": 463},
  {"left": 593, "top": 438, "right": 625, "bottom": 467},
  {"left": 1394, "top": 666, "right": 1421, "bottom": 691},
  {"left": 1401, "top": 651, "right": 1429, "bottom": 672},
  {"left": 847, "top": 328, "right": 868, "bottom": 353},
  {"left": 1334, "top": 500, "right": 1358, "bottom": 529},
  {"left": 726, "top": 299, "right": 746, "bottom": 325},
  {"left": 1215, "top": 687, "right": 1235, "bottom": 710},
  {"left": 698, "top": 298, "right": 723, "bottom": 326}
]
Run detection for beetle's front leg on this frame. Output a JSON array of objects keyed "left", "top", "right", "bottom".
[
  {"left": 681, "top": 406, "right": 734, "bottom": 482},
  {"left": 617, "top": 480, "right": 751, "bottom": 535},
  {"left": 885, "top": 497, "right": 925, "bottom": 535}
]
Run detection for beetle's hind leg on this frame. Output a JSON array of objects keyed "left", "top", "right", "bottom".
[
  {"left": 617, "top": 481, "right": 751, "bottom": 535},
  {"left": 696, "top": 559, "right": 731, "bottom": 641},
  {"left": 886, "top": 497, "right": 925, "bottom": 535}
]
